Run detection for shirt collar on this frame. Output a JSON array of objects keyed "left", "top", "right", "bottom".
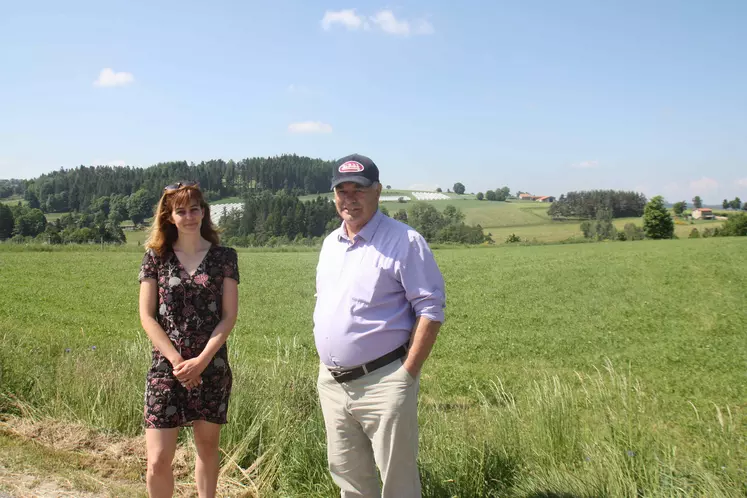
[{"left": 337, "top": 209, "right": 385, "bottom": 243}]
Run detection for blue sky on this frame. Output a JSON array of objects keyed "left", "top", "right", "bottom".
[{"left": 1, "top": 0, "right": 746, "bottom": 204}]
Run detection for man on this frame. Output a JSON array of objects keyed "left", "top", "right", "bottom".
[{"left": 313, "top": 153, "right": 446, "bottom": 498}]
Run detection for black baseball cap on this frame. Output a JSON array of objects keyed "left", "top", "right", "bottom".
[{"left": 330, "top": 153, "right": 380, "bottom": 189}]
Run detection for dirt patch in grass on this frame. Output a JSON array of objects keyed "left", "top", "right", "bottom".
[{"left": 0, "top": 415, "right": 255, "bottom": 497}]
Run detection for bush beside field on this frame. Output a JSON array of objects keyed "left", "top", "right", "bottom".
[{"left": 0, "top": 239, "right": 745, "bottom": 496}]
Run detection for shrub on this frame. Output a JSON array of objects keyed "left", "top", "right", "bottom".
[
  {"left": 715, "top": 213, "right": 747, "bottom": 237},
  {"left": 624, "top": 223, "right": 646, "bottom": 241},
  {"left": 643, "top": 196, "right": 674, "bottom": 239},
  {"left": 393, "top": 209, "right": 408, "bottom": 223},
  {"left": 580, "top": 210, "right": 617, "bottom": 241}
]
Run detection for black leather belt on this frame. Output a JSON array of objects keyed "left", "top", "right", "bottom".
[{"left": 329, "top": 345, "right": 408, "bottom": 383}]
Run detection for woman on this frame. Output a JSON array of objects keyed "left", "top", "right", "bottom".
[{"left": 138, "top": 182, "right": 239, "bottom": 498}]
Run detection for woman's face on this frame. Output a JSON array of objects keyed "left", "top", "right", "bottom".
[{"left": 170, "top": 200, "right": 204, "bottom": 234}]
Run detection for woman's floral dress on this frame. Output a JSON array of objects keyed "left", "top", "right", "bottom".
[{"left": 138, "top": 245, "right": 239, "bottom": 428}]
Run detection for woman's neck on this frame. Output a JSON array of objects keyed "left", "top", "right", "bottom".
[{"left": 173, "top": 233, "right": 209, "bottom": 254}]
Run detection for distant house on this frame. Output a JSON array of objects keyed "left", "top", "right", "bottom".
[
  {"left": 518, "top": 193, "right": 555, "bottom": 202},
  {"left": 692, "top": 208, "right": 714, "bottom": 220}
]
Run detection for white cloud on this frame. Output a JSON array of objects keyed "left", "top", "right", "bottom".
[
  {"left": 736, "top": 178, "right": 747, "bottom": 188},
  {"left": 321, "top": 9, "right": 366, "bottom": 31},
  {"left": 689, "top": 177, "right": 718, "bottom": 193},
  {"left": 93, "top": 68, "right": 134, "bottom": 87},
  {"left": 321, "top": 9, "right": 433, "bottom": 36},
  {"left": 288, "top": 121, "right": 333, "bottom": 134},
  {"left": 571, "top": 160, "right": 599, "bottom": 169},
  {"left": 370, "top": 10, "right": 410, "bottom": 35}
]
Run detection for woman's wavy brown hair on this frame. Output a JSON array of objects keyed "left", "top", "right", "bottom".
[{"left": 145, "top": 184, "right": 220, "bottom": 257}]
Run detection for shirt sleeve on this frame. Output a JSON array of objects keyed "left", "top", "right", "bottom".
[
  {"left": 138, "top": 250, "right": 158, "bottom": 282},
  {"left": 223, "top": 247, "right": 240, "bottom": 284},
  {"left": 399, "top": 232, "right": 446, "bottom": 323}
]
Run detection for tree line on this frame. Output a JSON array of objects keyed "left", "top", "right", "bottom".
[
  {"left": 391, "top": 203, "right": 488, "bottom": 244},
  {"left": 722, "top": 197, "right": 745, "bottom": 210},
  {"left": 2, "top": 152, "right": 490, "bottom": 246},
  {"left": 579, "top": 195, "right": 747, "bottom": 241},
  {"left": 0, "top": 202, "right": 126, "bottom": 244},
  {"left": 474, "top": 186, "right": 511, "bottom": 201},
  {"left": 3, "top": 155, "right": 338, "bottom": 214},
  {"left": 0, "top": 179, "right": 25, "bottom": 199},
  {"left": 218, "top": 193, "right": 340, "bottom": 247},
  {"left": 218, "top": 195, "right": 488, "bottom": 247},
  {"left": 548, "top": 190, "right": 648, "bottom": 219}
]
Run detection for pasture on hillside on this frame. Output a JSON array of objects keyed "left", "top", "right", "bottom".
[
  {"left": 485, "top": 215, "right": 725, "bottom": 244},
  {"left": 0, "top": 238, "right": 745, "bottom": 497},
  {"left": 27, "top": 192, "right": 734, "bottom": 248}
]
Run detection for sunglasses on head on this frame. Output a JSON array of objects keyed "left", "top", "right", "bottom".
[{"left": 163, "top": 181, "right": 199, "bottom": 192}]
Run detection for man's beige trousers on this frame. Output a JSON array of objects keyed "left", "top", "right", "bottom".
[{"left": 317, "top": 358, "right": 421, "bottom": 498}]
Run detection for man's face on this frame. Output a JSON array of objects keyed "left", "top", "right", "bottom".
[{"left": 334, "top": 182, "right": 382, "bottom": 230}]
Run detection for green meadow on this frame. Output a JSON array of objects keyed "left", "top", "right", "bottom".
[
  {"left": 1, "top": 238, "right": 745, "bottom": 496},
  {"left": 311, "top": 195, "right": 727, "bottom": 245},
  {"left": 28, "top": 193, "right": 729, "bottom": 249}
]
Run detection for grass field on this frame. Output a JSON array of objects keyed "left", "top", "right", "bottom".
[
  {"left": 485, "top": 216, "right": 725, "bottom": 244},
  {"left": 43, "top": 212, "right": 67, "bottom": 222},
  {"left": 0, "top": 197, "right": 24, "bottom": 206},
  {"left": 0, "top": 238, "right": 745, "bottom": 496},
  {"left": 124, "top": 228, "right": 150, "bottom": 246},
  {"left": 211, "top": 196, "right": 244, "bottom": 204}
]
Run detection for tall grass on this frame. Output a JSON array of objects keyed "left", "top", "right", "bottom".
[{"left": 1, "top": 334, "right": 743, "bottom": 497}]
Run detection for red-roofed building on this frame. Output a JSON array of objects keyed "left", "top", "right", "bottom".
[
  {"left": 692, "top": 208, "right": 714, "bottom": 220},
  {"left": 518, "top": 193, "right": 555, "bottom": 202}
]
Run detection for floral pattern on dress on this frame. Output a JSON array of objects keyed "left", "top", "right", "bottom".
[{"left": 138, "top": 245, "right": 240, "bottom": 429}]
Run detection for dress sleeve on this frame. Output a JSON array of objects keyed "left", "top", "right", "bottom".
[
  {"left": 138, "top": 249, "right": 158, "bottom": 282},
  {"left": 223, "top": 247, "right": 240, "bottom": 284}
]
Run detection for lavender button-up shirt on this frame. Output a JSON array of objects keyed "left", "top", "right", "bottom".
[{"left": 313, "top": 210, "right": 446, "bottom": 368}]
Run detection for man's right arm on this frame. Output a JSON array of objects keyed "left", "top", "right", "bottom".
[
  {"left": 398, "top": 232, "right": 446, "bottom": 375},
  {"left": 399, "top": 232, "right": 446, "bottom": 323},
  {"left": 402, "top": 316, "right": 441, "bottom": 377}
]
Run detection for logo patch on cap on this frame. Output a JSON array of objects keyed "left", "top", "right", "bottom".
[{"left": 338, "top": 161, "right": 364, "bottom": 173}]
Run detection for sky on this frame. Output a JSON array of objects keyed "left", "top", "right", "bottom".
[{"left": 1, "top": 0, "right": 746, "bottom": 204}]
